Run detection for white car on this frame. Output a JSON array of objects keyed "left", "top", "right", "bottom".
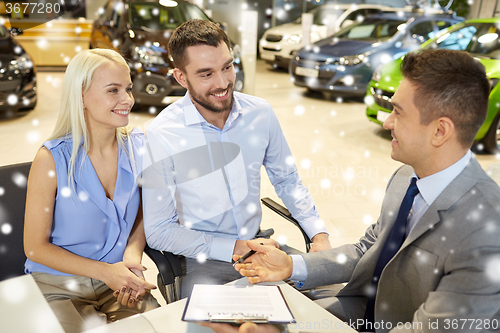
[{"left": 259, "top": 4, "right": 393, "bottom": 69}]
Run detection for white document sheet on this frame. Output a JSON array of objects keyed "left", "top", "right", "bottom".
[{"left": 182, "top": 284, "right": 295, "bottom": 324}]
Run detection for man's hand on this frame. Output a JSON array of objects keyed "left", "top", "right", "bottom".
[
  {"left": 233, "top": 238, "right": 279, "bottom": 256},
  {"left": 309, "top": 233, "right": 332, "bottom": 252},
  {"left": 199, "top": 322, "right": 280, "bottom": 333},
  {"left": 233, "top": 240, "right": 293, "bottom": 284}
]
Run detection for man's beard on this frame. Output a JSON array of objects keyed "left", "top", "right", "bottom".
[{"left": 187, "top": 80, "right": 235, "bottom": 114}]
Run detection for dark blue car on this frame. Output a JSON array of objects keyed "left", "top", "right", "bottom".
[{"left": 289, "top": 10, "right": 462, "bottom": 97}]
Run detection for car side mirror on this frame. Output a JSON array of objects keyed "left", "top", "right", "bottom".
[{"left": 9, "top": 27, "right": 23, "bottom": 36}]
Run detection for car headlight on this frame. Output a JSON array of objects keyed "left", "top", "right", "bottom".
[
  {"left": 133, "top": 46, "right": 167, "bottom": 66},
  {"left": 339, "top": 54, "right": 365, "bottom": 66},
  {"left": 287, "top": 34, "right": 301, "bottom": 45},
  {"left": 372, "top": 65, "right": 383, "bottom": 83},
  {"left": 8, "top": 53, "right": 33, "bottom": 74}
]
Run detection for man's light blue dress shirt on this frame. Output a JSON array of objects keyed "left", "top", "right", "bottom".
[
  {"left": 290, "top": 151, "right": 472, "bottom": 281},
  {"left": 142, "top": 92, "right": 326, "bottom": 263}
]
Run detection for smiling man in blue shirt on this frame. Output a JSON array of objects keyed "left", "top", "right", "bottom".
[{"left": 141, "top": 19, "right": 331, "bottom": 298}]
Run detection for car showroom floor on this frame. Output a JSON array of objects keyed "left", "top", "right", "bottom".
[{"left": 1, "top": 60, "right": 499, "bottom": 305}]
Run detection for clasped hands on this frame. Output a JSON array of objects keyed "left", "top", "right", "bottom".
[{"left": 102, "top": 261, "right": 157, "bottom": 308}]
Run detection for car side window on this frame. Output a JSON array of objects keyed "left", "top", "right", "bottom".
[
  {"left": 365, "top": 8, "right": 382, "bottom": 17},
  {"left": 409, "top": 21, "right": 434, "bottom": 42},
  {"left": 430, "top": 25, "right": 477, "bottom": 51},
  {"left": 428, "top": 20, "right": 454, "bottom": 39},
  {"left": 182, "top": 2, "right": 210, "bottom": 21},
  {"left": 344, "top": 9, "right": 367, "bottom": 23}
]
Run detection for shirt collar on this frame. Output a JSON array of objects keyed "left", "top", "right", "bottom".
[
  {"left": 413, "top": 150, "right": 472, "bottom": 207},
  {"left": 183, "top": 91, "right": 243, "bottom": 129}
]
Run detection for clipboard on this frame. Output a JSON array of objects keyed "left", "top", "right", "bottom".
[{"left": 182, "top": 284, "right": 296, "bottom": 324}]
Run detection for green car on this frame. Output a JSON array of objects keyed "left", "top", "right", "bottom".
[{"left": 365, "top": 18, "right": 500, "bottom": 153}]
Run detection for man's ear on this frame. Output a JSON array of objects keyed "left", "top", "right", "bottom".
[
  {"left": 173, "top": 68, "right": 188, "bottom": 89},
  {"left": 431, "top": 117, "right": 455, "bottom": 147}
]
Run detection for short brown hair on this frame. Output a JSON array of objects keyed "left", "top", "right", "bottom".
[
  {"left": 168, "top": 19, "right": 231, "bottom": 71},
  {"left": 401, "top": 49, "right": 489, "bottom": 147}
]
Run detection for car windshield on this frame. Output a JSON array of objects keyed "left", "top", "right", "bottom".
[
  {"left": 424, "top": 22, "right": 500, "bottom": 60},
  {"left": 335, "top": 18, "right": 406, "bottom": 41},
  {"left": 295, "top": 8, "right": 345, "bottom": 25},
  {"left": 128, "top": 1, "right": 210, "bottom": 30}
]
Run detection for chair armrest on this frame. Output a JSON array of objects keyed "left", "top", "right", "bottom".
[
  {"left": 144, "top": 246, "right": 183, "bottom": 303},
  {"left": 144, "top": 246, "right": 175, "bottom": 286},
  {"left": 260, "top": 197, "right": 312, "bottom": 252}
]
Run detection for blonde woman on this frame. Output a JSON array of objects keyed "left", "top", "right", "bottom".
[{"left": 23, "top": 49, "right": 159, "bottom": 333}]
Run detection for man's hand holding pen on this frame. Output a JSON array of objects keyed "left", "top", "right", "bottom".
[{"left": 233, "top": 240, "right": 293, "bottom": 284}]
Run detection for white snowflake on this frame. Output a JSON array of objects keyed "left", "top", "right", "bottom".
[
  {"left": 277, "top": 235, "right": 287, "bottom": 246},
  {"left": 285, "top": 155, "right": 295, "bottom": 166},
  {"left": 7, "top": 94, "right": 18, "bottom": 106},
  {"left": 78, "top": 191, "right": 89, "bottom": 202},
  {"left": 336, "top": 253, "right": 347, "bottom": 264},
  {"left": 320, "top": 178, "right": 331, "bottom": 189},
  {"left": 12, "top": 172, "right": 27, "bottom": 188},
  {"left": 486, "top": 256, "right": 500, "bottom": 283},
  {"left": 64, "top": 279, "right": 80, "bottom": 292},
  {"left": 294, "top": 105, "right": 305, "bottom": 116},
  {"left": 364, "top": 95, "right": 375, "bottom": 106},
  {"left": 300, "top": 159, "right": 311, "bottom": 169},
  {"left": 315, "top": 219, "right": 325, "bottom": 229},
  {"left": 196, "top": 253, "right": 207, "bottom": 264},
  {"left": 239, "top": 227, "right": 248, "bottom": 236},
  {"left": 246, "top": 203, "right": 257, "bottom": 214},
  {"left": 1, "top": 223, "right": 12, "bottom": 235},
  {"left": 363, "top": 214, "right": 373, "bottom": 225},
  {"left": 61, "top": 187, "right": 71, "bottom": 198},
  {"left": 343, "top": 75, "right": 354, "bottom": 86},
  {"left": 26, "top": 131, "right": 41, "bottom": 144}
]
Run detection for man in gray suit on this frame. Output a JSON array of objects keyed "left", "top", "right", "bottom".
[{"left": 231, "top": 49, "right": 500, "bottom": 333}]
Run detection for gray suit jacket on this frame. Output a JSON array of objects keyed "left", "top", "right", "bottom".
[{"left": 301, "top": 158, "right": 500, "bottom": 332}]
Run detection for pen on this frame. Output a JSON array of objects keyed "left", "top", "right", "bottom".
[{"left": 233, "top": 243, "right": 263, "bottom": 266}]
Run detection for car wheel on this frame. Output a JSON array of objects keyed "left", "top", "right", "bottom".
[{"left": 483, "top": 111, "right": 500, "bottom": 154}]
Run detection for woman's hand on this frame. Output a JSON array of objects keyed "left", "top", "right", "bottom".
[
  {"left": 112, "top": 266, "right": 152, "bottom": 307},
  {"left": 101, "top": 261, "right": 155, "bottom": 307}
]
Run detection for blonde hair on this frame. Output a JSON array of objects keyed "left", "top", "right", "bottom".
[{"left": 48, "top": 48, "right": 135, "bottom": 188}]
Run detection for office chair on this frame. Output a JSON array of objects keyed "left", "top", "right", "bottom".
[{"left": 0, "top": 162, "right": 31, "bottom": 281}]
